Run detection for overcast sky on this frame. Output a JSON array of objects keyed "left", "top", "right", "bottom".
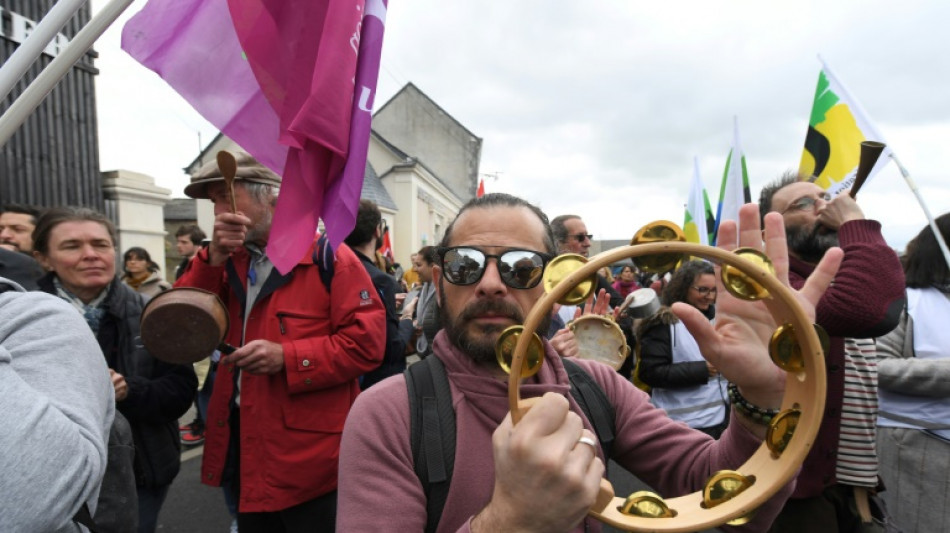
[{"left": 92, "top": 0, "right": 950, "bottom": 250}]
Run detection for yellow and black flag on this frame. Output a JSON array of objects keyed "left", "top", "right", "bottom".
[{"left": 800, "top": 57, "right": 891, "bottom": 196}]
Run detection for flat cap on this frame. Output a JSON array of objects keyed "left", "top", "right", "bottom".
[{"left": 184, "top": 151, "right": 282, "bottom": 199}]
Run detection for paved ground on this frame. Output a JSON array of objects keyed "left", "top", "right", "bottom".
[{"left": 156, "top": 409, "right": 233, "bottom": 532}]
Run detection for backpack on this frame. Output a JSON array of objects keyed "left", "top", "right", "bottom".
[
  {"left": 405, "top": 356, "right": 616, "bottom": 533},
  {"left": 74, "top": 410, "right": 138, "bottom": 532},
  {"left": 312, "top": 234, "right": 335, "bottom": 292}
]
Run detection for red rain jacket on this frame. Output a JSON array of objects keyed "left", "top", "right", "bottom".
[{"left": 176, "top": 241, "right": 385, "bottom": 512}]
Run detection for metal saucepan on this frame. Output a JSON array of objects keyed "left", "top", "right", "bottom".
[
  {"left": 619, "top": 287, "right": 660, "bottom": 319},
  {"left": 140, "top": 287, "right": 234, "bottom": 364}
]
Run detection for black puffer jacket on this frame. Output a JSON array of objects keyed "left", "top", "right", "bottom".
[
  {"left": 636, "top": 305, "right": 715, "bottom": 388},
  {"left": 40, "top": 275, "right": 197, "bottom": 488}
]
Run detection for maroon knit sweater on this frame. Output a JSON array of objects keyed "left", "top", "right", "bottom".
[{"left": 786, "top": 219, "right": 905, "bottom": 498}]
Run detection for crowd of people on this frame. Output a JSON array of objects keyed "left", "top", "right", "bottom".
[{"left": 2, "top": 153, "right": 948, "bottom": 533}]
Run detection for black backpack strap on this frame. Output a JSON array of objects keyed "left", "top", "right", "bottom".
[
  {"left": 311, "top": 234, "right": 335, "bottom": 292},
  {"left": 73, "top": 504, "right": 98, "bottom": 532},
  {"left": 563, "top": 358, "right": 616, "bottom": 461},
  {"left": 405, "top": 356, "right": 456, "bottom": 533},
  {"left": 406, "top": 356, "right": 615, "bottom": 533}
]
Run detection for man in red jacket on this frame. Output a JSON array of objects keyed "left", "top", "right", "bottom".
[
  {"left": 176, "top": 152, "right": 385, "bottom": 533},
  {"left": 759, "top": 172, "right": 905, "bottom": 532}
]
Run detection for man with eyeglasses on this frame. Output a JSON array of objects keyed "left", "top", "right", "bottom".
[
  {"left": 551, "top": 215, "right": 593, "bottom": 257},
  {"left": 759, "top": 172, "right": 905, "bottom": 533},
  {"left": 548, "top": 215, "right": 624, "bottom": 357},
  {"left": 338, "top": 192, "right": 842, "bottom": 532},
  {"left": 550, "top": 216, "right": 623, "bottom": 307}
]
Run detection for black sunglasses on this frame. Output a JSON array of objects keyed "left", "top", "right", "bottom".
[
  {"left": 438, "top": 246, "right": 553, "bottom": 289},
  {"left": 568, "top": 233, "right": 593, "bottom": 243}
]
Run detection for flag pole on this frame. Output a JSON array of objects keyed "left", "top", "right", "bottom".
[
  {"left": 0, "top": 0, "right": 88, "bottom": 101},
  {"left": 0, "top": 0, "right": 135, "bottom": 147},
  {"left": 889, "top": 153, "right": 950, "bottom": 270}
]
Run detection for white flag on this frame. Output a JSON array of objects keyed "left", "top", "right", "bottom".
[
  {"left": 684, "top": 157, "right": 713, "bottom": 246},
  {"left": 714, "top": 117, "right": 751, "bottom": 245}
]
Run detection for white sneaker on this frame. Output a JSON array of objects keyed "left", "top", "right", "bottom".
[{"left": 229, "top": 518, "right": 238, "bottom": 533}]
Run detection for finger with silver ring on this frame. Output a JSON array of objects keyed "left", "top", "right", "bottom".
[{"left": 576, "top": 432, "right": 597, "bottom": 451}]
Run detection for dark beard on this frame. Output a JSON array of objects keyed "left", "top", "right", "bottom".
[
  {"left": 786, "top": 223, "right": 839, "bottom": 263},
  {"left": 439, "top": 282, "right": 551, "bottom": 366}
]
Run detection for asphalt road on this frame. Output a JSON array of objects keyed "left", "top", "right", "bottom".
[{"left": 156, "top": 415, "right": 232, "bottom": 532}]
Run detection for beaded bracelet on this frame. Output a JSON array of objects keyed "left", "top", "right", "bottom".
[{"left": 727, "top": 382, "right": 780, "bottom": 425}]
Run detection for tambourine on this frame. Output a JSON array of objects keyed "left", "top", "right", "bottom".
[
  {"left": 503, "top": 237, "right": 827, "bottom": 532},
  {"left": 568, "top": 314, "right": 629, "bottom": 371}
]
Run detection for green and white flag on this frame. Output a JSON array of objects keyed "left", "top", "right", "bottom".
[
  {"left": 800, "top": 56, "right": 891, "bottom": 196},
  {"left": 684, "top": 157, "right": 714, "bottom": 246},
  {"left": 714, "top": 117, "right": 750, "bottom": 245}
]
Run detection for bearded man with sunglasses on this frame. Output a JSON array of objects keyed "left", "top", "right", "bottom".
[
  {"left": 338, "top": 192, "right": 843, "bottom": 532},
  {"left": 759, "top": 172, "right": 905, "bottom": 532}
]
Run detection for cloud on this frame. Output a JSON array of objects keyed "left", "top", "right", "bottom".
[{"left": 94, "top": 0, "right": 950, "bottom": 248}]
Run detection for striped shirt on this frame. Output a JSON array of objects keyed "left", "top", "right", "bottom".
[{"left": 835, "top": 337, "right": 879, "bottom": 487}]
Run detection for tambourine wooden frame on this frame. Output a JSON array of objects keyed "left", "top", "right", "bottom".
[{"left": 506, "top": 242, "right": 826, "bottom": 532}]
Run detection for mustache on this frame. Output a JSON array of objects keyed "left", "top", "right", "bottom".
[{"left": 458, "top": 299, "right": 524, "bottom": 324}]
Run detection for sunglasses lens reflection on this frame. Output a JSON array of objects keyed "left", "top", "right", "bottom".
[{"left": 442, "top": 247, "right": 546, "bottom": 289}]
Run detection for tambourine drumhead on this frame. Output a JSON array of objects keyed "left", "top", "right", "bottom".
[
  {"left": 507, "top": 241, "right": 827, "bottom": 532},
  {"left": 569, "top": 315, "right": 629, "bottom": 370}
]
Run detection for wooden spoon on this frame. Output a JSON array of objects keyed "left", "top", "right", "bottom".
[{"left": 216, "top": 150, "right": 238, "bottom": 213}]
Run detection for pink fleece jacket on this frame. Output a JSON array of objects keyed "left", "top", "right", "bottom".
[{"left": 337, "top": 332, "right": 794, "bottom": 532}]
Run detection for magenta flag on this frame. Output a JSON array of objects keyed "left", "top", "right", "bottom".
[{"left": 122, "top": 0, "right": 388, "bottom": 273}]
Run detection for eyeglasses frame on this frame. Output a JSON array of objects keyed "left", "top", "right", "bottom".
[{"left": 437, "top": 245, "right": 554, "bottom": 289}]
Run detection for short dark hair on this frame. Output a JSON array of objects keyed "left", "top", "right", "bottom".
[
  {"left": 417, "top": 246, "right": 439, "bottom": 266},
  {"left": 33, "top": 207, "right": 116, "bottom": 256},
  {"left": 661, "top": 260, "right": 715, "bottom": 306},
  {"left": 550, "top": 214, "right": 581, "bottom": 245},
  {"left": 903, "top": 212, "right": 950, "bottom": 288},
  {"left": 757, "top": 171, "right": 808, "bottom": 224},
  {"left": 439, "top": 193, "right": 556, "bottom": 255},
  {"left": 345, "top": 199, "right": 382, "bottom": 248},
  {"left": 2, "top": 203, "right": 42, "bottom": 225},
  {"left": 123, "top": 246, "right": 161, "bottom": 273},
  {"left": 175, "top": 224, "right": 206, "bottom": 245}
]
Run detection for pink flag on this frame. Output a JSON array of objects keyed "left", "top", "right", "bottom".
[{"left": 122, "top": 0, "right": 388, "bottom": 273}]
